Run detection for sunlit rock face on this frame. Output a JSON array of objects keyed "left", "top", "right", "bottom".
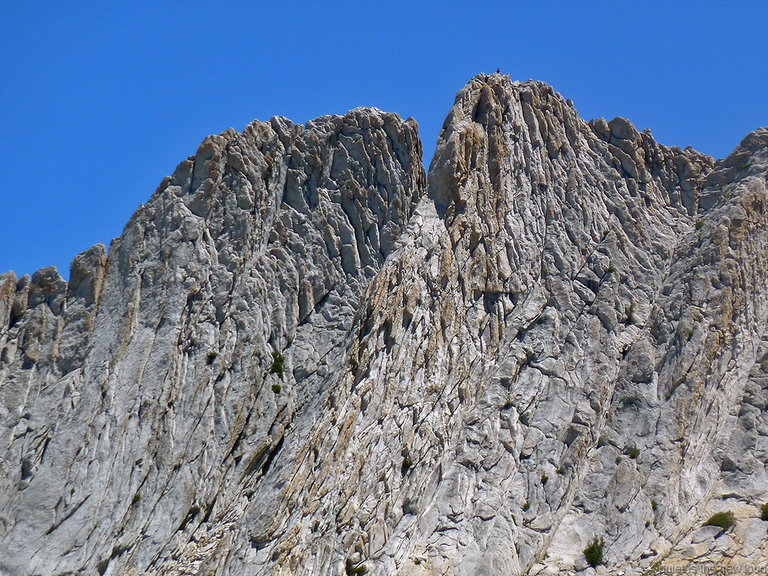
[{"left": 1, "top": 75, "right": 767, "bottom": 575}]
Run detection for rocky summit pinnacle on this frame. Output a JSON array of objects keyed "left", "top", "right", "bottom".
[{"left": 1, "top": 74, "right": 767, "bottom": 575}]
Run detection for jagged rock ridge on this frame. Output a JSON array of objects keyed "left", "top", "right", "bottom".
[{"left": 1, "top": 74, "right": 767, "bottom": 575}]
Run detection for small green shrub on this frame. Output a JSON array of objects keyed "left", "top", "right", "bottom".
[
  {"left": 739, "top": 160, "right": 753, "bottom": 171},
  {"left": 695, "top": 219, "right": 704, "bottom": 230},
  {"left": 207, "top": 350, "right": 218, "bottom": 364},
  {"left": 651, "top": 499, "right": 658, "bottom": 512},
  {"left": 401, "top": 454, "right": 413, "bottom": 475},
  {"left": 541, "top": 474, "right": 549, "bottom": 485},
  {"left": 522, "top": 500, "right": 530, "bottom": 511},
  {"left": 583, "top": 535, "right": 604, "bottom": 567},
  {"left": 268, "top": 351, "right": 285, "bottom": 380},
  {"left": 628, "top": 446, "right": 640, "bottom": 460},
  {"left": 760, "top": 502, "right": 768, "bottom": 521},
  {"left": 271, "top": 383, "right": 282, "bottom": 394},
  {"left": 704, "top": 510, "right": 735, "bottom": 531},
  {"left": 131, "top": 492, "right": 141, "bottom": 506},
  {"left": 605, "top": 265, "right": 616, "bottom": 274}
]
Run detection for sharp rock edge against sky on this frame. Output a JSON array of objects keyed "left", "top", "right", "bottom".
[{"left": 2, "top": 1, "right": 767, "bottom": 280}]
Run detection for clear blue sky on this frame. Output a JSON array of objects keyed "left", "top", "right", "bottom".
[{"left": 2, "top": 1, "right": 767, "bottom": 280}]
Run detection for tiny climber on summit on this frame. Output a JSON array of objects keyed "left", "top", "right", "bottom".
[{"left": 496, "top": 68, "right": 500, "bottom": 73}]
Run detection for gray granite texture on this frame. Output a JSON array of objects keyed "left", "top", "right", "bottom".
[{"left": 1, "top": 75, "right": 766, "bottom": 575}]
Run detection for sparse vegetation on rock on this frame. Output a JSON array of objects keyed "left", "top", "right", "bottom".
[
  {"left": 269, "top": 351, "right": 284, "bottom": 379},
  {"left": 704, "top": 511, "right": 735, "bottom": 531},
  {"left": 584, "top": 536, "right": 604, "bottom": 567}
]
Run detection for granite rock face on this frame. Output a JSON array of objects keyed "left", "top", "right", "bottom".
[{"left": 1, "top": 75, "right": 767, "bottom": 575}]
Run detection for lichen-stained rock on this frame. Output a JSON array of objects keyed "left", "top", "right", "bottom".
[{"left": 1, "top": 75, "right": 767, "bottom": 576}]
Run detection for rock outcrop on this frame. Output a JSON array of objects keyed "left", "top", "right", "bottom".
[{"left": 1, "top": 75, "right": 767, "bottom": 575}]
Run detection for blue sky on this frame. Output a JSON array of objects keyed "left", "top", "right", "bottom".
[{"left": 2, "top": 1, "right": 767, "bottom": 279}]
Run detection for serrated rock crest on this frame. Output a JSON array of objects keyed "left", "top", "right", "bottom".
[{"left": 1, "top": 75, "right": 767, "bottom": 575}]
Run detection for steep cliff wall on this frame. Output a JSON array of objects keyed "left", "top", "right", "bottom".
[
  {"left": 1, "top": 75, "right": 767, "bottom": 575},
  {"left": 0, "top": 110, "right": 424, "bottom": 575}
]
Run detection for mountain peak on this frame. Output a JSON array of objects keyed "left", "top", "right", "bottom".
[{"left": 1, "top": 76, "right": 766, "bottom": 575}]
